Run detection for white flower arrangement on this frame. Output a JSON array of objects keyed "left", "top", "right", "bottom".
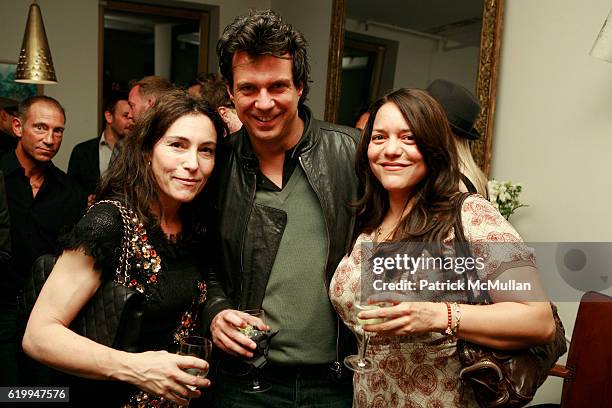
[{"left": 487, "top": 180, "right": 527, "bottom": 220}]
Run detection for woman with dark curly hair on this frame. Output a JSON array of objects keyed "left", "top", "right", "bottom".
[
  {"left": 330, "top": 88, "right": 555, "bottom": 407},
  {"left": 23, "top": 90, "right": 225, "bottom": 407}
]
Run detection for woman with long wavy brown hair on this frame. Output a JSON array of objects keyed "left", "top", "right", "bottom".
[
  {"left": 23, "top": 90, "right": 225, "bottom": 407},
  {"left": 330, "top": 88, "right": 555, "bottom": 407}
]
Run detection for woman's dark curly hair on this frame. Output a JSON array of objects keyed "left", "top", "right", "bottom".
[
  {"left": 96, "top": 89, "right": 226, "bottom": 226},
  {"left": 352, "top": 88, "right": 464, "bottom": 248},
  {"left": 217, "top": 9, "right": 310, "bottom": 106}
]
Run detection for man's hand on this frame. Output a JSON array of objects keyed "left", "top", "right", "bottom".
[{"left": 210, "top": 309, "right": 269, "bottom": 358}]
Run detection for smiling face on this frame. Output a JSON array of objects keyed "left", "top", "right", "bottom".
[
  {"left": 367, "top": 102, "right": 427, "bottom": 200},
  {"left": 14, "top": 101, "right": 65, "bottom": 164},
  {"left": 228, "top": 52, "right": 303, "bottom": 150},
  {"left": 150, "top": 114, "right": 217, "bottom": 210}
]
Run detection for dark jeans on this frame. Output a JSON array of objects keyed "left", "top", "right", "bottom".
[{"left": 208, "top": 361, "right": 353, "bottom": 408}]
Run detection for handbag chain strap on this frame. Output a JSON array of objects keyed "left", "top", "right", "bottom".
[{"left": 88, "top": 199, "right": 161, "bottom": 294}]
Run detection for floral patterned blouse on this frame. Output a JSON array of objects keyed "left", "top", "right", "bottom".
[{"left": 330, "top": 195, "right": 536, "bottom": 408}]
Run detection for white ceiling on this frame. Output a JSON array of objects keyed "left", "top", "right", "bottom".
[{"left": 346, "top": 0, "right": 484, "bottom": 46}]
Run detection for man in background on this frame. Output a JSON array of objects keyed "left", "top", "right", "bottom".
[
  {"left": 127, "top": 75, "right": 173, "bottom": 120},
  {"left": 0, "top": 96, "right": 85, "bottom": 385},
  {"left": 68, "top": 91, "right": 133, "bottom": 198},
  {"left": 193, "top": 73, "right": 242, "bottom": 136},
  {"left": 0, "top": 97, "right": 19, "bottom": 153}
]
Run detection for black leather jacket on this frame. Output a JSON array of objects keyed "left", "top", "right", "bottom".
[{"left": 204, "top": 106, "right": 359, "bottom": 361}]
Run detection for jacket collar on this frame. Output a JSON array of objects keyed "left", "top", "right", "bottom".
[{"left": 236, "top": 105, "right": 317, "bottom": 169}]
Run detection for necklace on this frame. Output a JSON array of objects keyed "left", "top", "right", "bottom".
[
  {"left": 376, "top": 213, "right": 406, "bottom": 242},
  {"left": 375, "top": 224, "right": 394, "bottom": 242}
]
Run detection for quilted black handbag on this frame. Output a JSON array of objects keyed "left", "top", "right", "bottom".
[
  {"left": 453, "top": 193, "right": 567, "bottom": 408},
  {"left": 21, "top": 200, "right": 150, "bottom": 352},
  {"left": 23, "top": 254, "right": 144, "bottom": 351}
]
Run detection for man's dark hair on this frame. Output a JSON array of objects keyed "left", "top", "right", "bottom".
[
  {"left": 189, "top": 72, "right": 209, "bottom": 88},
  {"left": 103, "top": 91, "right": 129, "bottom": 115},
  {"left": 18, "top": 95, "right": 66, "bottom": 123},
  {"left": 197, "top": 73, "right": 232, "bottom": 110},
  {"left": 217, "top": 9, "right": 310, "bottom": 105}
]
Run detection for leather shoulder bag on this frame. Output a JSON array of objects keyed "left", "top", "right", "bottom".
[
  {"left": 453, "top": 193, "right": 567, "bottom": 408},
  {"left": 22, "top": 200, "right": 154, "bottom": 351}
]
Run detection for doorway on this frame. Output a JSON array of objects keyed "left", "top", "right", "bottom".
[{"left": 99, "top": 0, "right": 210, "bottom": 113}]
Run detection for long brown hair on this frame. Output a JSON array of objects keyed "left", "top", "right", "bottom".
[
  {"left": 352, "top": 88, "right": 464, "bottom": 247},
  {"left": 96, "top": 89, "right": 226, "bottom": 225}
]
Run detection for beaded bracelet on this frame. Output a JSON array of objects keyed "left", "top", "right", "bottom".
[{"left": 444, "top": 302, "right": 453, "bottom": 336}]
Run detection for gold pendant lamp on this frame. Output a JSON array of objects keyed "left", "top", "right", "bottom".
[{"left": 15, "top": 1, "right": 57, "bottom": 84}]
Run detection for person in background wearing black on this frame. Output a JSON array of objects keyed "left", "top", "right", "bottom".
[
  {"left": 0, "top": 171, "right": 9, "bottom": 269},
  {"left": 0, "top": 169, "right": 12, "bottom": 386},
  {"left": 0, "top": 95, "right": 86, "bottom": 386},
  {"left": 0, "top": 97, "right": 19, "bottom": 154},
  {"left": 68, "top": 91, "right": 134, "bottom": 201},
  {"left": 426, "top": 79, "right": 489, "bottom": 196}
]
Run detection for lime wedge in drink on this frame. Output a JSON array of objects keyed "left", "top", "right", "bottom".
[{"left": 354, "top": 303, "right": 386, "bottom": 325}]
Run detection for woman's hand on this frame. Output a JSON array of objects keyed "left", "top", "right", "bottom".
[
  {"left": 121, "top": 350, "right": 211, "bottom": 405},
  {"left": 360, "top": 301, "right": 447, "bottom": 336}
]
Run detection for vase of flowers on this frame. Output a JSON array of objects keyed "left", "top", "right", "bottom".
[{"left": 487, "top": 180, "right": 527, "bottom": 220}]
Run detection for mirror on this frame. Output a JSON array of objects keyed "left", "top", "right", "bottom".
[{"left": 324, "top": 0, "right": 504, "bottom": 175}]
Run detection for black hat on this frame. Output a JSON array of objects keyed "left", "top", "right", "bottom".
[
  {"left": 426, "top": 79, "right": 481, "bottom": 140},
  {"left": 0, "top": 97, "right": 19, "bottom": 116}
]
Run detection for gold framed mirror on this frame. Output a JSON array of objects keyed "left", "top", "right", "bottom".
[{"left": 324, "top": 0, "right": 504, "bottom": 176}]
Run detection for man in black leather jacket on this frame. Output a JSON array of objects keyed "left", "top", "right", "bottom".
[{"left": 204, "top": 10, "right": 358, "bottom": 407}]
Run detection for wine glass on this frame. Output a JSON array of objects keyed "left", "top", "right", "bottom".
[
  {"left": 344, "top": 303, "right": 385, "bottom": 373},
  {"left": 240, "top": 309, "right": 272, "bottom": 393},
  {"left": 178, "top": 335, "right": 212, "bottom": 406}
]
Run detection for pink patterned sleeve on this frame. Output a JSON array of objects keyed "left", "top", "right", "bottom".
[{"left": 459, "top": 195, "right": 536, "bottom": 281}]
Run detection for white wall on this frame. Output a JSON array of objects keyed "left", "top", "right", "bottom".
[
  {"left": 492, "top": 0, "right": 612, "bottom": 404},
  {"left": 271, "top": 0, "right": 331, "bottom": 118},
  {"left": 345, "top": 18, "right": 479, "bottom": 92},
  {"left": 186, "top": 0, "right": 270, "bottom": 39}
]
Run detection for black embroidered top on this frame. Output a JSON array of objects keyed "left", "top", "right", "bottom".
[{"left": 59, "top": 201, "right": 207, "bottom": 405}]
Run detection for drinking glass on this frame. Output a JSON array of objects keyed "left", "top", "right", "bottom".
[
  {"left": 344, "top": 303, "right": 385, "bottom": 373},
  {"left": 178, "top": 335, "right": 212, "bottom": 406},
  {"left": 240, "top": 309, "right": 272, "bottom": 393}
]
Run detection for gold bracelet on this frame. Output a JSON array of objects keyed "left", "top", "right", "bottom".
[{"left": 451, "top": 302, "right": 462, "bottom": 335}]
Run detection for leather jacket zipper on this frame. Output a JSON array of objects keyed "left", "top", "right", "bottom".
[
  {"left": 238, "top": 170, "right": 257, "bottom": 310},
  {"left": 298, "top": 155, "right": 342, "bottom": 376}
]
